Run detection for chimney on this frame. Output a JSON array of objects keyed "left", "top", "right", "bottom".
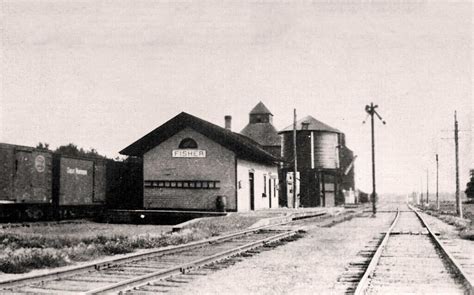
[{"left": 225, "top": 115, "right": 232, "bottom": 130}]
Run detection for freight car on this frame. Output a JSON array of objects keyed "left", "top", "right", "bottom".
[{"left": 0, "top": 143, "right": 108, "bottom": 221}]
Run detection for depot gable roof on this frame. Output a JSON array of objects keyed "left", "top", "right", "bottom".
[{"left": 120, "top": 112, "right": 281, "bottom": 164}]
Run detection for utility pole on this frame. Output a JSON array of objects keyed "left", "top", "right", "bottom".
[
  {"left": 426, "top": 169, "right": 429, "bottom": 206},
  {"left": 440, "top": 111, "right": 467, "bottom": 217},
  {"left": 436, "top": 154, "right": 439, "bottom": 210},
  {"left": 454, "top": 111, "right": 462, "bottom": 218},
  {"left": 293, "top": 108, "right": 298, "bottom": 209},
  {"left": 364, "top": 103, "right": 386, "bottom": 216},
  {"left": 420, "top": 176, "right": 424, "bottom": 207}
]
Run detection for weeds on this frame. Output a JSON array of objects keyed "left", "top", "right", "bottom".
[
  {"left": 0, "top": 249, "right": 67, "bottom": 273},
  {"left": 460, "top": 228, "right": 474, "bottom": 240},
  {"left": 0, "top": 215, "right": 261, "bottom": 274},
  {"left": 423, "top": 208, "right": 474, "bottom": 241},
  {"left": 0, "top": 228, "right": 211, "bottom": 273}
]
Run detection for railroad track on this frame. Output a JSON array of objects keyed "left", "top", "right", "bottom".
[
  {"left": 0, "top": 219, "right": 313, "bottom": 294},
  {"left": 340, "top": 204, "right": 473, "bottom": 294}
]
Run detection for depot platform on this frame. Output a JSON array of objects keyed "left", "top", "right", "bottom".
[{"left": 105, "top": 209, "right": 228, "bottom": 225}]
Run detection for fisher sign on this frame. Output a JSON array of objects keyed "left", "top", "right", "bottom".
[{"left": 172, "top": 149, "right": 206, "bottom": 158}]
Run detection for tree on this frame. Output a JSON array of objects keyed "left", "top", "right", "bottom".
[
  {"left": 35, "top": 142, "right": 50, "bottom": 151},
  {"left": 466, "top": 169, "right": 474, "bottom": 202},
  {"left": 55, "top": 143, "right": 107, "bottom": 159}
]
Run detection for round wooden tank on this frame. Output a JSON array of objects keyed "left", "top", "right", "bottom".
[
  {"left": 281, "top": 130, "right": 339, "bottom": 170},
  {"left": 313, "top": 131, "right": 339, "bottom": 169}
]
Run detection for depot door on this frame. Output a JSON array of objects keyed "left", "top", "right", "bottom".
[
  {"left": 249, "top": 172, "right": 255, "bottom": 210},
  {"left": 268, "top": 178, "right": 272, "bottom": 208}
]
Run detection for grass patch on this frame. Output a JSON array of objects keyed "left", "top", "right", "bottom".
[
  {"left": 0, "top": 249, "right": 67, "bottom": 273},
  {"left": 0, "top": 228, "right": 209, "bottom": 274},
  {"left": 459, "top": 228, "right": 474, "bottom": 240},
  {"left": 422, "top": 205, "right": 474, "bottom": 241},
  {"left": 0, "top": 215, "right": 261, "bottom": 274}
]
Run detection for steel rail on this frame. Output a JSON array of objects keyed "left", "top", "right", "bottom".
[
  {"left": 353, "top": 209, "right": 400, "bottom": 295},
  {"left": 0, "top": 208, "right": 333, "bottom": 290},
  {"left": 355, "top": 205, "right": 473, "bottom": 295},
  {"left": 410, "top": 205, "right": 474, "bottom": 294},
  {"left": 86, "top": 230, "right": 300, "bottom": 294},
  {"left": 0, "top": 221, "right": 299, "bottom": 290}
]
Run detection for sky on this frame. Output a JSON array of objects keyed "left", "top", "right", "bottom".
[{"left": 1, "top": 0, "right": 472, "bottom": 194}]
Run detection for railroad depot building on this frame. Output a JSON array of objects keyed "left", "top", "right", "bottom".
[{"left": 120, "top": 112, "right": 281, "bottom": 212}]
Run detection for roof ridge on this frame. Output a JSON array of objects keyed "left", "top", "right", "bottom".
[{"left": 120, "top": 112, "right": 281, "bottom": 164}]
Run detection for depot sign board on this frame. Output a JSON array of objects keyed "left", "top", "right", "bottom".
[{"left": 172, "top": 149, "right": 206, "bottom": 158}]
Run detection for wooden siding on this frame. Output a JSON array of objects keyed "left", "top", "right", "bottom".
[
  {"left": 282, "top": 131, "right": 339, "bottom": 170},
  {"left": 58, "top": 157, "right": 95, "bottom": 205},
  {"left": 314, "top": 132, "right": 339, "bottom": 169},
  {"left": 143, "top": 128, "right": 237, "bottom": 211},
  {"left": 236, "top": 159, "right": 278, "bottom": 211},
  {"left": 0, "top": 145, "right": 52, "bottom": 203}
]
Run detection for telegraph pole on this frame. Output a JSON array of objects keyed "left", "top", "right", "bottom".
[
  {"left": 420, "top": 176, "right": 424, "bottom": 207},
  {"left": 440, "top": 111, "right": 467, "bottom": 217},
  {"left": 364, "top": 103, "right": 386, "bottom": 216},
  {"left": 436, "top": 154, "right": 439, "bottom": 210},
  {"left": 454, "top": 111, "right": 462, "bottom": 218},
  {"left": 426, "top": 169, "right": 429, "bottom": 206},
  {"left": 293, "top": 108, "right": 298, "bottom": 209}
]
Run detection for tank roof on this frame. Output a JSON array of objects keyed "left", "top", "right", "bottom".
[{"left": 279, "top": 115, "right": 341, "bottom": 133}]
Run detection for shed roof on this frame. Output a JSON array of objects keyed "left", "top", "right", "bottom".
[
  {"left": 279, "top": 115, "right": 341, "bottom": 133},
  {"left": 249, "top": 101, "right": 273, "bottom": 115},
  {"left": 120, "top": 112, "right": 281, "bottom": 164}
]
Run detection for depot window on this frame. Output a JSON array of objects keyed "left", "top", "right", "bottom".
[
  {"left": 178, "top": 138, "right": 198, "bottom": 149},
  {"left": 144, "top": 180, "right": 220, "bottom": 189}
]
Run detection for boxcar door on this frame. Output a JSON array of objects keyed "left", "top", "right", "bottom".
[
  {"left": 249, "top": 172, "right": 255, "bottom": 210},
  {"left": 14, "top": 151, "right": 34, "bottom": 202},
  {"left": 30, "top": 151, "right": 52, "bottom": 203}
]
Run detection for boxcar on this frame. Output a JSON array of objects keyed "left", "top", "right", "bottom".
[
  {"left": 52, "top": 154, "right": 107, "bottom": 219},
  {"left": 0, "top": 143, "right": 107, "bottom": 221},
  {"left": 0, "top": 143, "right": 53, "bottom": 220}
]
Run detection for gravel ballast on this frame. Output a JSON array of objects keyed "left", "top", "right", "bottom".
[{"left": 168, "top": 212, "right": 395, "bottom": 294}]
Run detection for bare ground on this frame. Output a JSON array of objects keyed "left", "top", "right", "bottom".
[
  {"left": 418, "top": 211, "right": 474, "bottom": 278},
  {"left": 168, "top": 212, "right": 395, "bottom": 295}
]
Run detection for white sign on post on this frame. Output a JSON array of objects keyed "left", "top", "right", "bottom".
[{"left": 172, "top": 149, "right": 206, "bottom": 158}]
